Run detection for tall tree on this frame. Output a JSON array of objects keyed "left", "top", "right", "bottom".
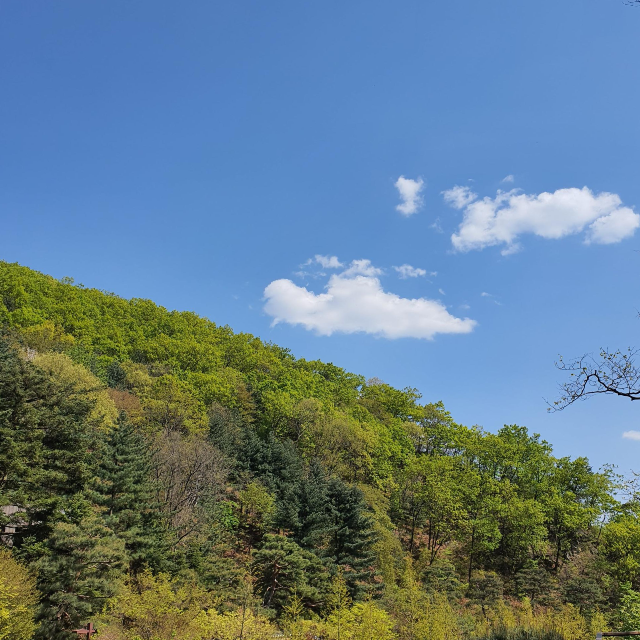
[
  {"left": 34, "top": 509, "right": 126, "bottom": 640},
  {"left": 325, "top": 476, "right": 378, "bottom": 598},
  {"left": 89, "top": 415, "right": 167, "bottom": 572},
  {"left": 251, "top": 534, "right": 329, "bottom": 613},
  {"left": 0, "top": 338, "right": 94, "bottom": 550}
]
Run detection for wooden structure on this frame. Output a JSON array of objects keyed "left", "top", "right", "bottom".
[{"left": 73, "top": 623, "right": 96, "bottom": 638}]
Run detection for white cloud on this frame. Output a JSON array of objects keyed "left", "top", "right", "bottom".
[
  {"left": 393, "top": 264, "right": 427, "bottom": 279},
  {"left": 263, "top": 260, "right": 476, "bottom": 340},
  {"left": 623, "top": 430, "right": 640, "bottom": 441},
  {"left": 438, "top": 288, "right": 445, "bottom": 296},
  {"left": 446, "top": 186, "right": 640, "bottom": 253},
  {"left": 303, "top": 255, "right": 343, "bottom": 269},
  {"left": 314, "top": 255, "right": 342, "bottom": 269},
  {"left": 502, "top": 174, "right": 515, "bottom": 183},
  {"left": 480, "top": 292, "right": 492, "bottom": 297},
  {"left": 395, "top": 176, "right": 424, "bottom": 216},
  {"left": 343, "top": 259, "right": 382, "bottom": 277},
  {"left": 442, "top": 185, "right": 477, "bottom": 209}
]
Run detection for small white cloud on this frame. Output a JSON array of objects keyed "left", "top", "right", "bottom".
[
  {"left": 500, "top": 243, "right": 522, "bottom": 256},
  {"left": 623, "top": 430, "right": 640, "bottom": 441},
  {"left": 430, "top": 217, "right": 443, "bottom": 233},
  {"left": 303, "top": 255, "right": 343, "bottom": 269},
  {"left": 264, "top": 260, "right": 476, "bottom": 340},
  {"left": 442, "top": 185, "right": 477, "bottom": 210},
  {"left": 446, "top": 186, "right": 639, "bottom": 253},
  {"left": 343, "top": 259, "right": 383, "bottom": 277},
  {"left": 438, "top": 288, "right": 446, "bottom": 296},
  {"left": 481, "top": 292, "right": 492, "bottom": 297},
  {"left": 395, "top": 176, "right": 424, "bottom": 216},
  {"left": 459, "top": 303, "right": 471, "bottom": 310},
  {"left": 393, "top": 264, "right": 427, "bottom": 279},
  {"left": 314, "top": 255, "right": 343, "bottom": 269},
  {"left": 502, "top": 175, "right": 515, "bottom": 183}
]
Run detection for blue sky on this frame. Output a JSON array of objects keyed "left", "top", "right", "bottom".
[{"left": 2, "top": 0, "right": 640, "bottom": 473}]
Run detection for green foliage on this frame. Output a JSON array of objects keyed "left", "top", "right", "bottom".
[
  {"left": 0, "top": 549, "right": 38, "bottom": 640},
  {"left": 0, "top": 338, "right": 96, "bottom": 549},
  {"left": 252, "top": 534, "right": 329, "bottom": 612},
  {"left": 89, "top": 416, "right": 167, "bottom": 572},
  {"left": 34, "top": 509, "right": 127, "bottom": 639},
  {"left": 613, "top": 584, "right": 640, "bottom": 631},
  {"left": 0, "top": 261, "right": 635, "bottom": 637},
  {"left": 468, "top": 571, "right": 504, "bottom": 617}
]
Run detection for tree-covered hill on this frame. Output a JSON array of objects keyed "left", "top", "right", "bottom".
[{"left": 1, "top": 259, "right": 639, "bottom": 640}]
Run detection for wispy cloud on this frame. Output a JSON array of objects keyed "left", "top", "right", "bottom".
[
  {"left": 502, "top": 174, "right": 515, "bottom": 183},
  {"left": 303, "top": 255, "right": 343, "bottom": 269},
  {"left": 481, "top": 292, "right": 503, "bottom": 306},
  {"left": 442, "top": 185, "right": 477, "bottom": 210},
  {"left": 623, "top": 430, "right": 640, "bottom": 441},
  {"left": 393, "top": 264, "right": 428, "bottom": 279},
  {"left": 395, "top": 176, "right": 424, "bottom": 216},
  {"left": 264, "top": 259, "right": 476, "bottom": 340},
  {"left": 444, "top": 186, "right": 640, "bottom": 254}
]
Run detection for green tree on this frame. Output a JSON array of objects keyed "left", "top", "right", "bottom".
[
  {"left": 325, "top": 569, "right": 352, "bottom": 640},
  {"left": 251, "top": 534, "right": 328, "bottom": 613},
  {"left": 89, "top": 416, "right": 167, "bottom": 572},
  {"left": 34, "top": 510, "right": 127, "bottom": 639},
  {"left": 468, "top": 571, "right": 503, "bottom": 618},
  {"left": 0, "top": 338, "right": 95, "bottom": 550},
  {"left": 392, "top": 455, "right": 466, "bottom": 559},
  {"left": 0, "top": 549, "right": 38, "bottom": 640},
  {"left": 325, "top": 476, "right": 378, "bottom": 598}
]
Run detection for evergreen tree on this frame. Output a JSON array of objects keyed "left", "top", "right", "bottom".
[
  {"left": 238, "top": 429, "right": 304, "bottom": 531},
  {"left": 89, "top": 415, "right": 166, "bottom": 572},
  {"left": 325, "top": 476, "right": 378, "bottom": 599},
  {"left": 293, "top": 460, "right": 333, "bottom": 550},
  {"left": 34, "top": 509, "right": 127, "bottom": 640},
  {"left": 252, "top": 534, "right": 329, "bottom": 613},
  {"left": 0, "top": 338, "right": 94, "bottom": 550}
]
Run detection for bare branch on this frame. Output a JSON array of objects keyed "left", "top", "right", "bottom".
[{"left": 548, "top": 348, "right": 640, "bottom": 411}]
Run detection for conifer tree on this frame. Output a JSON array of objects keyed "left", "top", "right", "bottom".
[
  {"left": 251, "top": 534, "right": 329, "bottom": 613},
  {"left": 34, "top": 509, "right": 127, "bottom": 640},
  {"left": 89, "top": 415, "right": 166, "bottom": 572},
  {"left": 293, "top": 460, "right": 332, "bottom": 550},
  {"left": 325, "top": 476, "right": 378, "bottom": 598},
  {"left": 0, "top": 338, "right": 94, "bottom": 550}
]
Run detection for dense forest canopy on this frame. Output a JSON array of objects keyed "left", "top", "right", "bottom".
[{"left": 1, "top": 260, "right": 639, "bottom": 640}]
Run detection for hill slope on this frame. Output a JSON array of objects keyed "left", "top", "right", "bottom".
[{"left": 0, "top": 260, "right": 633, "bottom": 640}]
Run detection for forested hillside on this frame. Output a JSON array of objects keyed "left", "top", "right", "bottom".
[{"left": 1, "top": 260, "right": 639, "bottom": 640}]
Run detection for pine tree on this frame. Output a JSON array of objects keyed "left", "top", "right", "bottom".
[
  {"left": 88, "top": 415, "right": 166, "bottom": 573},
  {"left": 325, "top": 476, "right": 378, "bottom": 599},
  {"left": 237, "top": 429, "right": 304, "bottom": 531},
  {"left": 0, "top": 338, "right": 95, "bottom": 550},
  {"left": 289, "top": 463, "right": 378, "bottom": 600},
  {"left": 293, "top": 460, "right": 332, "bottom": 550},
  {"left": 251, "top": 534, "right": 329, "bottom": 613},
  {"left": 34, "top": 509, "right": 127, "bottom": 640}
]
